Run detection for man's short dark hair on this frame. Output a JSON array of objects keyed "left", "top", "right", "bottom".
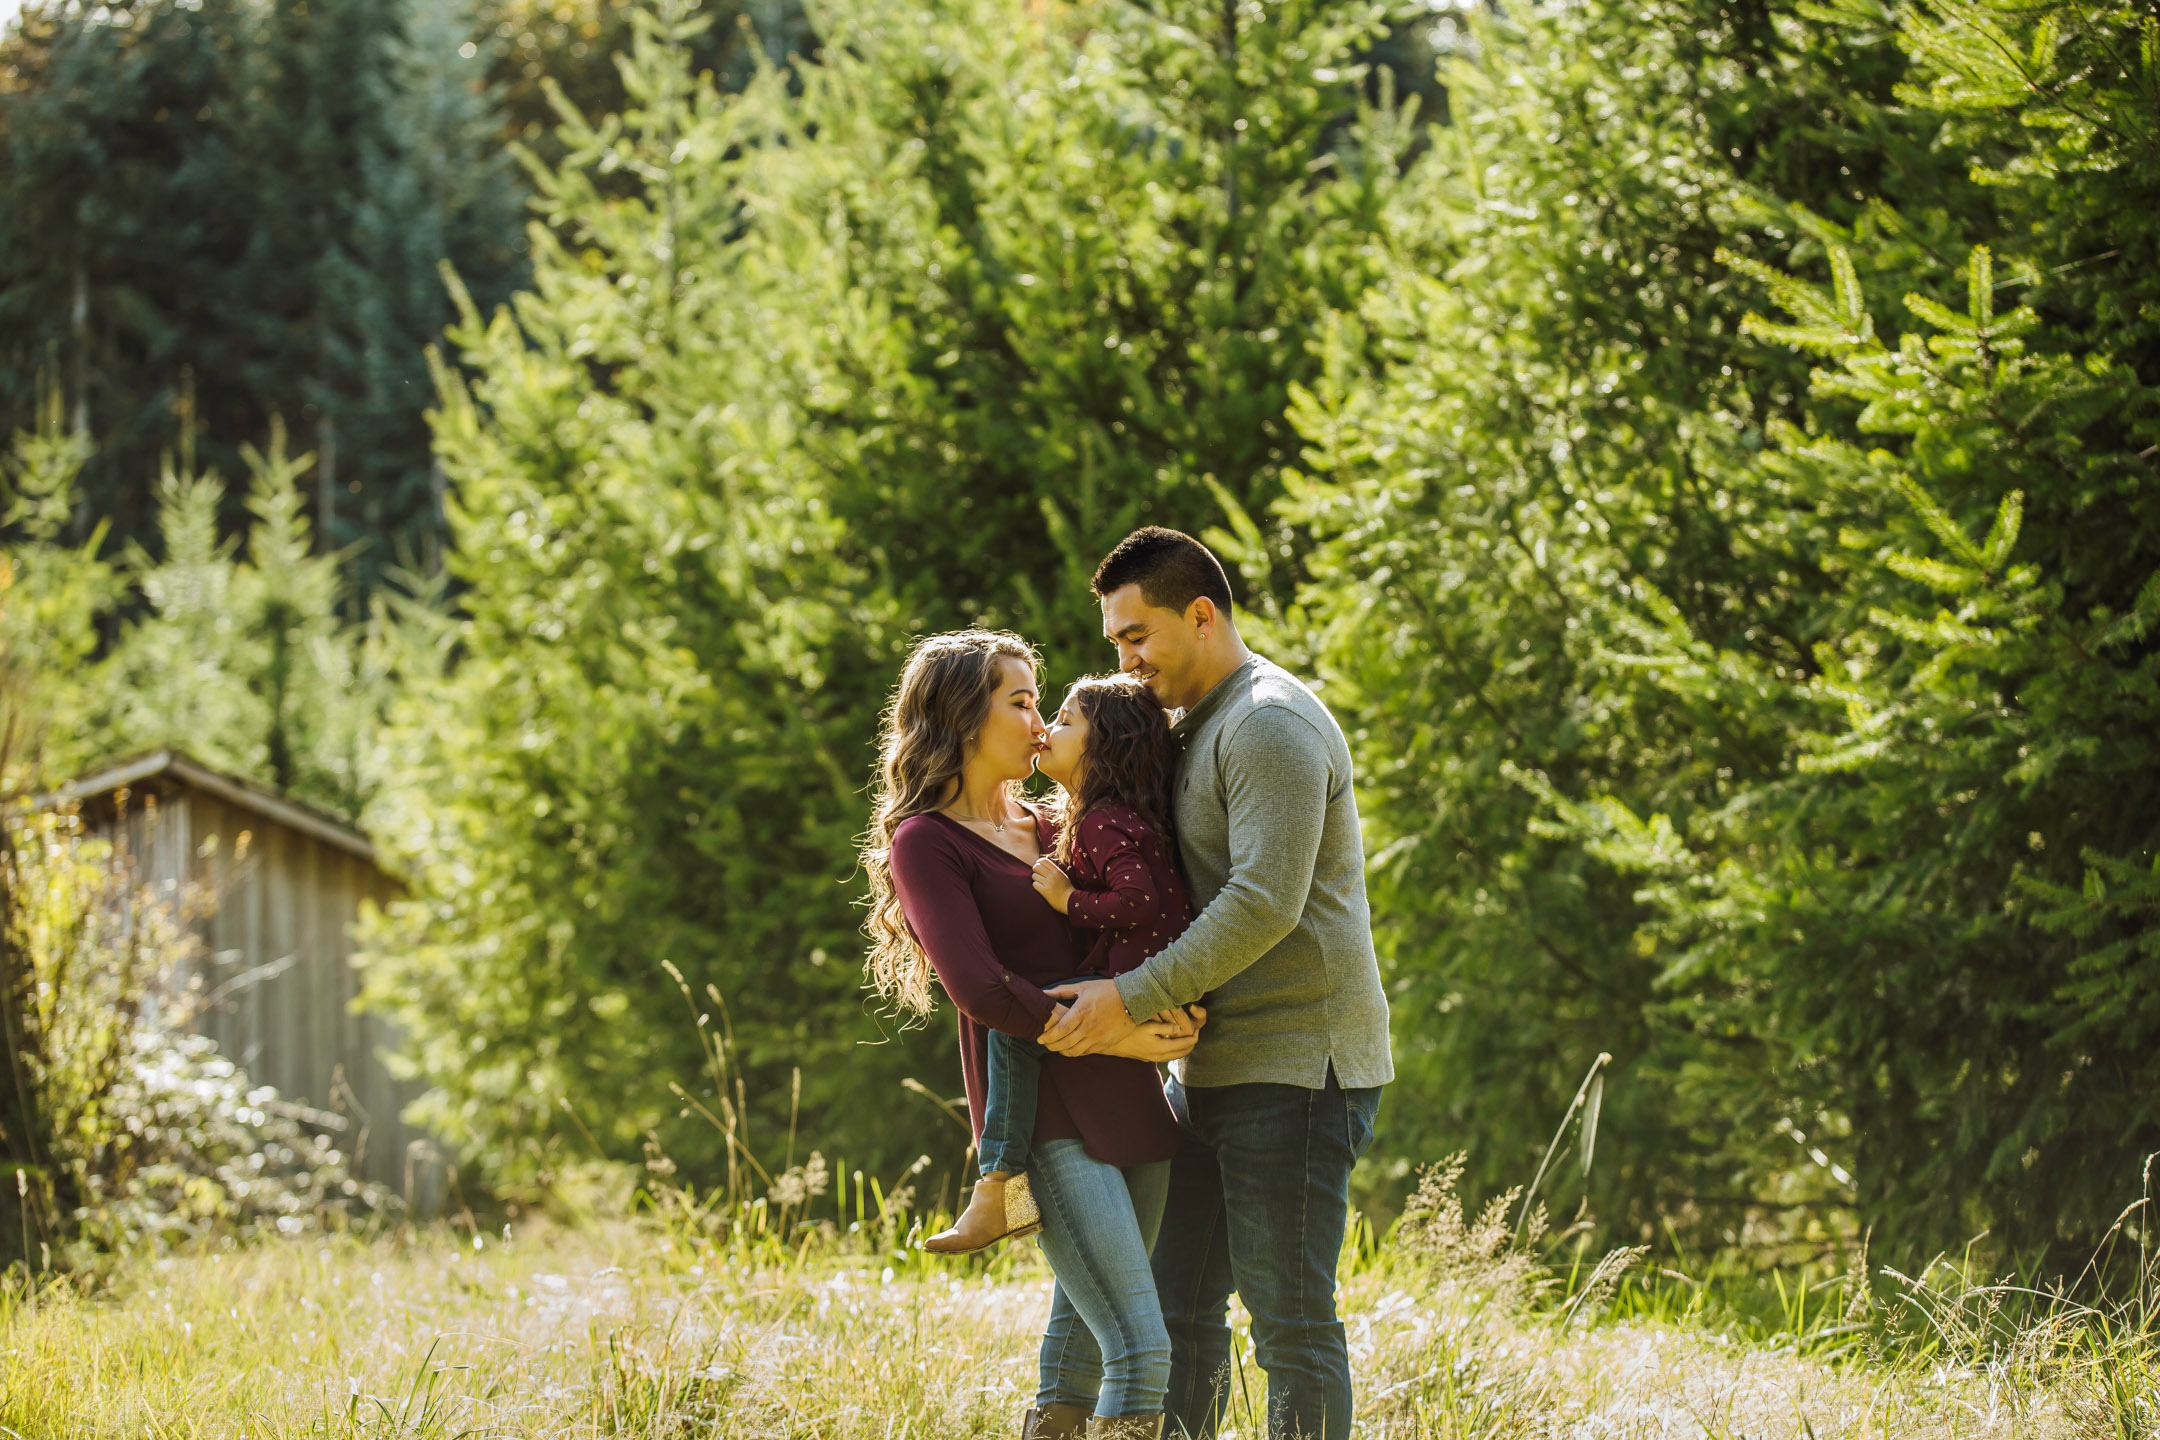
[{"left": 1091, "top": 527, "right": 1234, "bottom": 616}]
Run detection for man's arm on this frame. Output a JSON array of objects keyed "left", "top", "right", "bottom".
[
  {"left": 1041, "top": 706, "right": 1329, "bottom": 1053},
  {"left": 1116, "top": 705, "right": 1329, "bottom": 1017}
]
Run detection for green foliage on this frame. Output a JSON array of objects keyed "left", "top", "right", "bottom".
[
  {"left": 362, "top": 0, "right": 1414, "bottom": 1187},
  {"left": 8, "top": 0, "right": 2151, "bottom": 1278},
  {"left": 0, "top": 387, "right": 122, "bottom": 750},
  {"left": 86, "top": 427, "right": 402, "bottom": 815},
  {"left": 1280, "top": 0, "right": 2159, "bottom": 1265},
  {"left": 1, "top": 388, "right": 411, "bottom": 824},
  {"left": 0, "top": 0, "right": 527, "bottom": 579},
  {"left": 488, "top": 0, "right": 814, "bottom": 160},
  {"left": 766, "top": 0, "right": 1408, "bottom": 663},
  {"left": 5, "top": 423, "right": 404, "bottom": 820}
]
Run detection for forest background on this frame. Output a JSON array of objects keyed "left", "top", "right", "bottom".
[{"left": 1, "top": 0, "right": 2155, "bottom": 1282}]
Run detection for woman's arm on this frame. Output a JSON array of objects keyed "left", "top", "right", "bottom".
[{"left": 889, "top": 823, "right": 1059, "bottom": 1038}]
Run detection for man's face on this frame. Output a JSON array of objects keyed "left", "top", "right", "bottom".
[{"left": 1100, "top": 584, "right": 1206, "bottom": 710}]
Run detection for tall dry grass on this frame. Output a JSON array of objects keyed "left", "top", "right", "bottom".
[
  {"left": 2, "top": 1159, "right": 2155, "bottom": 1439},
  {"left": 5, "top": 897, "right": 2154, "bottom": 1436},
  {"left": 1351, "top": 1161, "right": 2159, "bottom": 1439}
]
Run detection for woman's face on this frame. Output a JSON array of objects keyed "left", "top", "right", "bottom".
[
  {"left": 1035, "top": 691, "right": 1090, "bottom": 790},
  {"left": 963, "top": 655, "right": 1048, "bottom": 783}
]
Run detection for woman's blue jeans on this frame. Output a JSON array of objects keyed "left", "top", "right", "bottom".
[{"left": 1031, "top": 1137, "right": 1173, "bottom": 1419}]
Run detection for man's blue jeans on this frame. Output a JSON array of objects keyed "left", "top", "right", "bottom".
[
  {"left": 1032, "top": 1138, "right": 1173, "bottom": 1418},
  {"left": 1152, "top": 1067, "right": 1381, "bottom": 1440}
]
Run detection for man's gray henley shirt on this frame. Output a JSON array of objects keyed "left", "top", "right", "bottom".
[{"left": 1114, "top": 653, "right": 1395, "bottom": 1091}]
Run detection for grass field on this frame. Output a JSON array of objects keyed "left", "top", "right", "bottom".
[{"left": 2, "top": 1171, "right": 2155, "bottom": 1439}]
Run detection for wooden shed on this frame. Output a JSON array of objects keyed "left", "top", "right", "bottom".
[{"left": 55, "top": 749, "right": 432, "bottom": 1200}]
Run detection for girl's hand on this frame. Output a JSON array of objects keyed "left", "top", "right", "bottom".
[{"left": 1030, "top": 856, "right": 1074, "bottom": 914}]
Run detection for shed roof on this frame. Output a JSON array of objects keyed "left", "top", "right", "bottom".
[{"left": 52, "top": 749, "right": 379, "bottom": 864}]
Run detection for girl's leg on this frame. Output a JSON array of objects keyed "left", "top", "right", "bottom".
[
  {"left": 980, "top": 1028, "right": 1045, "bottom": 1177},
  {"left": 928, "top": 1025, "right": 1060, "bottom": 1253},
  {"left": 1030, "top": 1138, "right": 1173, "bottom": 1420},
  {"left": 983, "top": 975, "right": 1090, "bottom": 1177}
]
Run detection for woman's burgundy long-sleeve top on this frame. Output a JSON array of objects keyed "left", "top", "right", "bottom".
[{"left": 888, "top": 807, "right": 1179, "bottom": 1169}]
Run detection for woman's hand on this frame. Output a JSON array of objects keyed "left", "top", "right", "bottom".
[
  {"left": 1037, "top": 1001, "right": 1204, "bottom": 1059},
  {"left": 1030, "top": 857, "right": 1074, "bottom": 914}
]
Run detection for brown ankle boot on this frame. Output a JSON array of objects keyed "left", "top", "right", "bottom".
[
  {"left": 1022, "top": 1401, "right": 1091, "bottom": 1439},
  {"left": 922, "top": 1171, "right": 1042, "bottom": 1253},
  {"left": 1084, "top": 1417, "right": 1163, "bottom": 1440}
]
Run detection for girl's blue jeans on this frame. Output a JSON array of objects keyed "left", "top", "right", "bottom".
[
  {"left": 1031, "top": 1137, "right": 1173, "bottom": 1419},
  {"left": 980, "top": 975, "right": 1096, "bottom": 1177}
]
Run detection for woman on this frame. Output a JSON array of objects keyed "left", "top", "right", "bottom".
[{"left": 863, "top": 629, "right": 1195, "bottom": 1440}]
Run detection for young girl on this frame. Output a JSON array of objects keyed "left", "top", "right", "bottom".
[{"left": 922, "top": 672, "right": 1202, "bottom": 1254}]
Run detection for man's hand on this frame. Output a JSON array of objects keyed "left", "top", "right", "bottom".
[
  {"left": 1030, "top": 857, "right": 1074, "bottom": 914},
  {"left": 1040, "top": 977, "right": 1139, "bottom": 1056}
]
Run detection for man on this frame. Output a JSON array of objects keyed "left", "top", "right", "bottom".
[{"left": 1043, "top": 527, "right": 1393, "bottom": 1440}]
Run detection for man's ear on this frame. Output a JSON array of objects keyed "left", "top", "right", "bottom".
[{"left": 1187, "top": 596, "right": 1219, "bottom": 635}]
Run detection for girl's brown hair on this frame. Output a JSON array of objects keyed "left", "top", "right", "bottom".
[
  {"left": 1051, "top": 674, "right": 1178, "bottom": 866},
  {"left": 861, "top": 629, "right": 1041, "bottom": 1017}
]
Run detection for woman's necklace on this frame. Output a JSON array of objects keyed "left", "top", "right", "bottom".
[{"left": 945, "top": 800, "right": 1015, "bottom": 833}]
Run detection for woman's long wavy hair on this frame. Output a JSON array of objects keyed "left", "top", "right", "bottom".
[
  {"left": 862, "top": 629, "right": 1041, "bottom": 1017},
  {"left": 1050, "top": 674, "right": 1178, "bottom": 867}
]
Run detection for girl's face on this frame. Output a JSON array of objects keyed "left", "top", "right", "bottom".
[
  {"left": 963, "top": 655, "right": 1048, "bottom": 783},
  {"left": 1035, "top": 690, "right": 1090, "bottom": 789}
]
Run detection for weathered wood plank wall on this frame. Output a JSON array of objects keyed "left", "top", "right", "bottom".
[{"left": 90, "top": 767, "right": 426, "bottom": 1197}]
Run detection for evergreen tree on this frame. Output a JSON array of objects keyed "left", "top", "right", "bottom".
[
  {"left": 1577, "top": 0, "right": 2160, "bottom": 1263},
  {"left": 0, "top": 0, "right": 526, "bottom": 577},
  {"left": 344, "top": 0, "right": 529, "bottom": 576},
  {"left": 1278, "top": 0, "right": 2157, "bottom": 1263},
  {"left": 1253, "top": 0, "right": 1948, "bottom": 1241},
  {"left": 489, "top": 0, "right": 813, "bottom": 156},
  {"left": 362, "top": 0, "right": 1414, "bottom": 1186},
  {"left": 0, "top": 382, "right": 120, "bottom": 768},
  {"left": 253, "top": 0, "right": 527, "bottom": 578},
  {"left": 1, "top": 385, "right": 403, "bottom": 821},
  {"left": 0, "top": 0, "right": 267, "bottom": 545},
  {"left": 362, "top": 4, "right": 908, "bottom": 1181},
  {"left": 36, "top": 422, "right": 400, "bottom": 819}
]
